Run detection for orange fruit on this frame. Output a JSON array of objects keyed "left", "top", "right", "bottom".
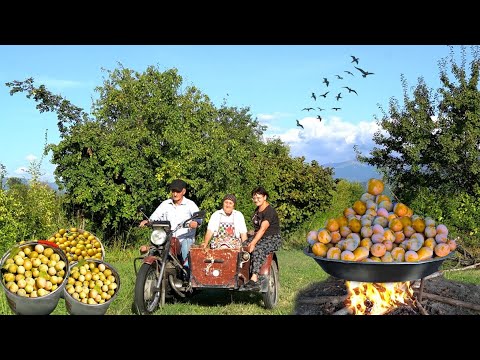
[
  {"left": 312, "top": 242, "right": 328, "bottom": 257},
  {"left": 352, "top": 200, "right": 366, "bottom": 215},
  {"left": 367, "top": 178, "right": 384, "bottom": 196},
  {"left": 393, "top": 202, "right": 408, "bottom": 217},
  {"left": 325, "top": 219, "right": 339, "bottom": 232}
]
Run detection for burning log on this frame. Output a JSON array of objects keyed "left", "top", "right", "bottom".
[{"left": 344, "top": 280, "right": 414, "bottom": 315}]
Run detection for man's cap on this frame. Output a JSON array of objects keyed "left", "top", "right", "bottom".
[
  {"left": 222, "top": 194, "right": 237, "bottom": 205},
  {"left": 169, "top": 179, "right": 187, "bottom": 192}
]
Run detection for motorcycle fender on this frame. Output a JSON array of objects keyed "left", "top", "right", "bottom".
[
  {"left": 259, "top": 252, "right": 274, "bottom": 275},
  {"left": 142, "top": 255, "right": 159, "bottom": 265}
]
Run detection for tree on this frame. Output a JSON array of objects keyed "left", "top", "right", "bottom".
[
  {"left": 356, "top": 45, "right": 480, "bottom": 203},
  {"left": 6, "top": 64, "right": 336, "bottom": 245}
]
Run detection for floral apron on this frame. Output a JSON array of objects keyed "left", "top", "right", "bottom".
[{"left": 211, "top": 213, "right": 241, "bottom": 249}]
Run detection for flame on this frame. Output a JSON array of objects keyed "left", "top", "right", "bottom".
[{"left": 345, "top": 281, "right": 414, "bottom": 315}]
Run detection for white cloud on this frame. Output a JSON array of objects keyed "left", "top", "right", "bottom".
[
  {"left": 267, "top": 115, "right": 382, "bottom": 166},
  {"left": 26, "top": 154, "right": 37, "bottom": 162}
]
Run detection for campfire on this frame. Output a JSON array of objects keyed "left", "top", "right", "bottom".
[
  {"left": 344, "top": 281, "right": 414, "bottom": 315},
  {"left": 294, "top": 273, "right": 480, "bottom": 315}
]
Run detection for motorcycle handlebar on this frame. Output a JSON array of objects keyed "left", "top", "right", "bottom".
[{"left": 150, "top": 210, "right": 206, "bottom": 233}]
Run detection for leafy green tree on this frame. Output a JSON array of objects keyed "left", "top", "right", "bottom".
[
  {"left": 256, "top": 139, "right": 335, "bottom": 233},
  {"left": 356, "top": 45, "right": 480, "bottom": 203},
  {"left": 355, "top": 45, "right": 480, "bottom": 253}
]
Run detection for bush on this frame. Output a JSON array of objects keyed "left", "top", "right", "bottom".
[
  {"left": 0, "top": 180, "right": 67, "bottom": 256},
  {"left": 408, "top": 187, "right": 480, "bottom": 255},
  {"left": 283, "top": 180, "right": 364, "bottom": 250}
]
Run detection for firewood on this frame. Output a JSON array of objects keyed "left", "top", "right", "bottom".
[
  {"left": 423, "top": 271, "right": 444, "bottom": 280},
  {"left": 420, "top": 292, "right": 480, "bottom": 312},
  {"left": 333, "top": 307, "right": 352, "bottom": 315},
  {"left": 415, "top": 299, "right": 429, "bottom": 315}
]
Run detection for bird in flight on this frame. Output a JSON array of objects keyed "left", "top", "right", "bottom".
[
  {"left": 332, "top": 107, "right": 341, "bottom": 111},
  {"left": 344, "top": 70, "right": 354, "bottom": 76},
  {"left": 335, "top": 75, "right": 343, "bottom": 80},
  {"left": 354, "top": 66, "right": 374, "bottom": 78},
  {"left": 319, "top": 91, "right": 329, "bottom": 98},
  {"left": 311, "top": 92, "right": 317, "bottom": 101},
  {"left": 316, "top": 115, "right": 322, "bottom": 122},
  {"left": 323, "top": 78, "right": 329, "bottom": 87},
  {"left": 302, "top": 107, "right": 314, "bottom": 111},
  {"left": 336, "top": 93, "right": 342, "bottom": 101},
  {"left": 296, "top": 119, "right": 304, "bottom": 129},
  {"left": 317, "top": 107, "right": 325, "bottom": 111},
  {"left": 350, "top": 55, "right": 359, "bottom": 64},
  {"left": 342, "top": 86, "right": 358, "bottom": 95}
]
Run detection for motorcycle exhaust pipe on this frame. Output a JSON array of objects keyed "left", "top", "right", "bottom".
[{"left": 168, "top": 274, "right": 186, "bottom": 298}]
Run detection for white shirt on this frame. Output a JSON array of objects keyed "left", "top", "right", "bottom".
[
  {"left": 207, "top": 209, "right": 247, "bottom": 238},
  {"left": 149, "top": 197, "right": 200, "bottom": 242}
]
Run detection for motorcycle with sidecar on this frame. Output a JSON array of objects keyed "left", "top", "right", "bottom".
[{"left": 133, "top": 210, "right": 279, "bottom": 314}]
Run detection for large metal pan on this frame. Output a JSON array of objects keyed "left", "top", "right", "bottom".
[{"left": 304, "top": 247, "right": 454, "bottom": 283}]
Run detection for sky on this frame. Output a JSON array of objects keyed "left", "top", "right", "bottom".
[{"left": 0, "top": 45, "right": 463, "bottom": 182}]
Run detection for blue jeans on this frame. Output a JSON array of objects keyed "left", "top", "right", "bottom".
[{"left": 181, "top": 238, "right": 195, "bottom": 267}]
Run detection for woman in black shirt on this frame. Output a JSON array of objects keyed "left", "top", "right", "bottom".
[{"left": 243, "top": 186, "right": 282, "bottom": 289}]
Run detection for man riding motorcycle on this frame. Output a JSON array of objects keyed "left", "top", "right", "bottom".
[{"left": 140, "top": 179, "right": 201, "bottom": 272}]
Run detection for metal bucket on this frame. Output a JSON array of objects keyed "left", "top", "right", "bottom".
[
  {"left": 0, "top": 241, "right": 70, "bottom": 315},
  {"left": 64, "top": 259, "right": 121, "bottom": 315}
]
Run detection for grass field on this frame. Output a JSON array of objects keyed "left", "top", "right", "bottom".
[{"left": 1, "top": 247, "right": 479, "bottom": 315}]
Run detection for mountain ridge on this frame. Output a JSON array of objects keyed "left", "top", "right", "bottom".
[
  {"left": 2, "top": 160, "right": 380, "bottom": 192},
  {"left": 325, "top": 159, "right": 381, "bottom": 183}
]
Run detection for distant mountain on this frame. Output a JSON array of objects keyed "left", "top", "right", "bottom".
[
  {"left": 325, "top": 160, "right": 382, "bottom": 183},
  {"left": 1, "top": 177, "right": 59, "bottom": 192}
]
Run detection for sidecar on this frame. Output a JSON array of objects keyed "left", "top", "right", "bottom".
[{"left": 188, "top": 245, "right": 279, "bottom": 309}]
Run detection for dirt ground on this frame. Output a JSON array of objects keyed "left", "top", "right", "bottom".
[{"left": 293, "top": 275, "right": 480, "bottom": 315}]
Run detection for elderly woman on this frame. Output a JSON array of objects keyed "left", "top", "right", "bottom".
[{"left": 202, "top": 194, "right": 248, "bottom": 249}]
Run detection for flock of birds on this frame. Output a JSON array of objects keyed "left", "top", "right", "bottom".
[{"left": 296, "top": 55, "right": 374, "bottom": 129}]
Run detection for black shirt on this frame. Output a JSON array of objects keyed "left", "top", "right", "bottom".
[{"left": 252, "top": 204, "right": 280, "bottom": 238}]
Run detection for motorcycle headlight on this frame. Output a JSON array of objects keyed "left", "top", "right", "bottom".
[{"left": 151, "top": 228, "right": 167, "bottom": 245}]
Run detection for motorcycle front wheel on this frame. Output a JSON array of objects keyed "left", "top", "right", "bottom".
[{"left": 134, "top": 262, "right": 166, "bottom": 315}]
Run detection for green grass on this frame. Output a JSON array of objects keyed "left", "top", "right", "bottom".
[{"left": 444, "top": 269, "right": 480, "bottom": 285}]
